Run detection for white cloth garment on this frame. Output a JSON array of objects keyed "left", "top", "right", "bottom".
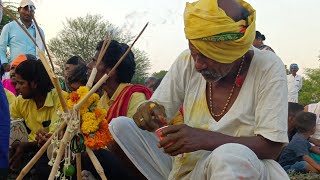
[
  {"left": 109, "top": 117, "right": 289, "bottom": 180},
  {"left": 308, "top": 102, "right": 320, "bottom": 139},
  {"left": 110, "top": 47, "right": 289, "bottom": 179},
  {"left": 287, "top": 74, "right": 302, "bottom": 103}
]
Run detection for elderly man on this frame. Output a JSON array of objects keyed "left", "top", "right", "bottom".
[
  {"left": 287, "top": 63, "right": 302, "bottom": 103},
  {"left": 107, "top": 0, "right": 289, "bottom": 179},
  {"left": 0, "top": 0, "right": 45, "bottom": 79}
]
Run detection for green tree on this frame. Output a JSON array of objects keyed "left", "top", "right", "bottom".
[
  {"left": 152, "top": 70, "right": 168, "bottom": 79},
  {"left": 48, "top": 14, "right": 150, "bottom": 80},
  {"left": 299, "top": 68, "right": 320, "bottom": 105},
  {"left": 0, "top": 2, "right": 19, "bottom": 31}
]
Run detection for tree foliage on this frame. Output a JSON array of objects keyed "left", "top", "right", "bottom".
[
  {"left": 0, "top": 2, "right": 19, "bottom": 31},
  {"left": 299, "top": 68, "right": 320, "bottom": 105},
  {"left": 48, "top": 14, "right": 150, "bottom": 82},
  {"left": 152, "top": 70, "right": 168, "bottom": 79}
]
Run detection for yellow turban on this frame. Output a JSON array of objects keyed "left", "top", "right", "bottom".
[{"left": 184, "top": 0, "right": 256, "bottom": 63}]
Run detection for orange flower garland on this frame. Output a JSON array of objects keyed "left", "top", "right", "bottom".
[{"left": 62, "top": 86, "right": 112, "bottom": 150}]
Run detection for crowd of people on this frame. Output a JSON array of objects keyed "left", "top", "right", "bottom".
[{"left": 0, "top": 0, "right": 319, "bottom": 179}]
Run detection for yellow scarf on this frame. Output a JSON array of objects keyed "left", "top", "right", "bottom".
[{"left": 184, "top": 0, "right": 256, "bottom": 63}]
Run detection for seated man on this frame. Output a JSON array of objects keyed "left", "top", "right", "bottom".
[
  {"left": 82, "top": 40, "right": 152, "bottom": 179},
  {"left": 9, "top": 56, "right": 60, "bottom": 171},
  {"left": 279, "top": 112, "right": 320, "bottom": 173},
  {"left": 87, "top": 40, "right": 152, "bottom": 120},
  {"left": 108, "top": 0, "right": 289, "bottom": 179}
]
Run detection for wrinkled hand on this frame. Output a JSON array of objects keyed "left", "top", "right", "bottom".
[
  {"left": 36, "top": 129, "right": 52, "bottom": 147},
  {"left": 9, "top": 142, "right": 25, "bottom": 170},
  {"left": 158, "top": 124, "right": 207, "bottom": 156},
  {"left": 133, "top": 101, "right": 167, "bottom": 132}
]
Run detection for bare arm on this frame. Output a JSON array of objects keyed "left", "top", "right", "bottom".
[
  {"left": 160, "top": 125, "right": 283, "bottom": 160},
  {"left": 303, "top": 155, "right": 320, "bottom": 171}
]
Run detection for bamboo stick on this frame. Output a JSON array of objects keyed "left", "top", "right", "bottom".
[
  {"left": 76, "top": 153, "right": 82, "bottom": 180},
  {"left": 38, "top": 51, "right": 68, "bottom": 112},
  {"left": 32, "top": 16, "right": 55, "bottom": 72},
  {"left": 16, "top": 121, "right": 67, "bottom": 180},
  {"left": 86, "top": 148, "right": 107, "bottom": 180},
  {"left": 86, "top": 39, "right": 111, "bottom": 88}
]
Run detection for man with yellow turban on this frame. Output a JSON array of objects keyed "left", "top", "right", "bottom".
[{"left": 108, "top": 0, "right": 289, "bottom": 179}]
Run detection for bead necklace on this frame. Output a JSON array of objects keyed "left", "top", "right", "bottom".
[{"left": 208, "top": 56, "right": 245, "bottom": 117}]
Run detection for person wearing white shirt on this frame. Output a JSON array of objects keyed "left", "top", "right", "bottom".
[{"left": 287, "top": 63, "right": 303, "bottom": 103}]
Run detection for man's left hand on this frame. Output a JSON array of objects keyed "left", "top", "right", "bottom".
[{"left": 158, "top": 124, "right": 206, "bottom": 156}]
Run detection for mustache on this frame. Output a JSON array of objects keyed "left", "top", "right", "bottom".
[{"left": 200, "top": 70, "right": 222, "bottom": 78}]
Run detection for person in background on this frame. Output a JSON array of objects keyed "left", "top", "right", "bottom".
[
  {"left": 252, "top": 31, "right": 275, "bottom": 52},
  {"left": 144, "top": 76, "right": 158, "bottom": 92},
  {"left": 288, "top": 102, "right": 304, "bottom": 141},
  {"left": 0, "top": 0, "right": 45, "bottom": 80},
  {"left": 279, "top": 112, "right": 320, "bottom": 173},
  {"left": 61, "top": 55, "right": 85, "bottom": 92},
  {"left": 287, "top": 63, "right": 303, "bottom": 103},
  {"left": 67, "top": 63, "right": 88, "bottom": 91},
  {"left": 2, "top": 54, "right": 28, "bottom": 95}
]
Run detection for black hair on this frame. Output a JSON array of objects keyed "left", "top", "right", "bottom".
[
  {"left": 66, "top": 55, "right": 85, "bottom": 65},
  {"left": 288, "top": 102, "right": 304, "bottom": 118},
  {"left": 295, "top": 112, "right": 317, "bottom": 133},
  {"left": 68, "top": 63, "right": 88, "bottom": 86},
  {"left": 255, "top": 31, "right": 266, "bottom": 41},
  {"left": 15, "top": 55, "right": 53, "bottom": 94},
  {"left": 96, "top": 40, "right": 135, "bottom": 83},
  {"left": 144, "top": 77, "right": 158, "bottom": 86}
]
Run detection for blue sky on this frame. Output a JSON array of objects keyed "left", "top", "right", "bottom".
[{"left": 8, "top": 0, "right": 320, "bottom": 74}]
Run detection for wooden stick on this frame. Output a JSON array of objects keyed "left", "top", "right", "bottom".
[
  {"left": 16, "top": 121, "right": 67, "bottom": 180},
  {"left": 76, "top": 22, "right": 148, "bottom": 110},
  {"left": 96, "top": 38, "right": 111, "bottom": 67},
  {"left": 86, "top": 148, "right": 107, "bottom": 180},
  {"left": 86, "top": 39, "right": 111, "bottom": 88},
  {"left": 1, "top": 5, "right": 38, "bottom": 47},
  {"left": 32, "top": 16, "right": 55, "bottom": 72},
  {"left": 75, "top": 73, "right": 109, "bottom": 110},
  {"left": 76, "top": 153, "right": 82, "bottom": 180}
]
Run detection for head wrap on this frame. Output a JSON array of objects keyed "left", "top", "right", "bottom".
[
  {"left": 184, "top": 0, "right": 256, "bottom": 64},
  {"left": 290, "top": 63, "right": 299, "bottom": 71},
  {"left": 11, "top": 54, "right": 27, "bottom": 68}
]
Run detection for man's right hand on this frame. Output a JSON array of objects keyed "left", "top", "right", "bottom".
[{"left": 133, "top": 101, "right": 168, "bottom": 132}]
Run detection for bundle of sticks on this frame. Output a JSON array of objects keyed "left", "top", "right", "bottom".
[{"left": 1, "top": 4, "right": 148, "bottom": 180}]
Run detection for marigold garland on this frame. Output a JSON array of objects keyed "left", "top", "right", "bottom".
[{"left": 62, "top": 86, "right": 111, "bottom": 150}]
